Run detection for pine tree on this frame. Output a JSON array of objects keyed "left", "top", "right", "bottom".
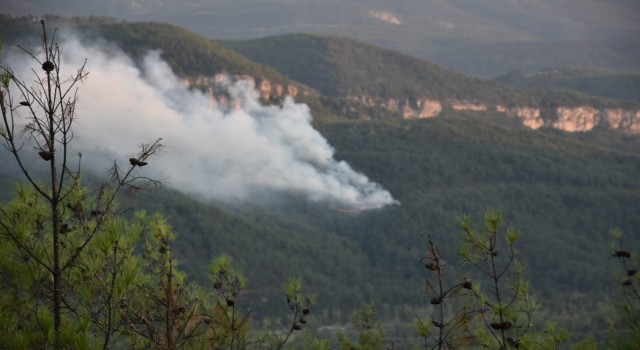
[
  {"left": 0, "top": 20, "right": 161, "bottom": 348},
  {"left": 457, "top": 211, "right": 568, "bottom": 349},
  {"left": 1, "top": 19, "right": 317, "bottom": 350}
]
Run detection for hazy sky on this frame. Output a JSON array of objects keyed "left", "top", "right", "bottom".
[
  {"left": 3, "top": 0, "right": 639, "bottom": 76},
  {"left": 2, "top": 0, "right": 638, "bottom": 41}
]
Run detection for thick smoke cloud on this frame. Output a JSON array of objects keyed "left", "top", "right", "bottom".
[{"left": 4, "top": 38, "right": 397, "bottom": 210}]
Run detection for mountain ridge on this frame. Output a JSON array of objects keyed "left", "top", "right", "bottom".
[
  {"left": 4, "top": 0, "right": 639, "bottom": 77},
  {"left": 220, "top": 33, "right": 640, "bottom": 133},
  {"left": 495, "top": 67, "right": 640, "bottom": 102},
  {"left": 2, "top": 16, "right": 638, "bottom": 135}
]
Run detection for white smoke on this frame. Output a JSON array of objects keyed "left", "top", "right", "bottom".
[{"left": 4, "top": 37, "right": 397, "bottom": 210}]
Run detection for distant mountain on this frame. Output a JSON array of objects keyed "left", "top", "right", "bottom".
[
  {"left": 222, "top": 33, "right": 640, "bottom": 134},
  {"left": 4, "top": 0, "right": 639, "bottom": 42},
  {"left": 0, "top": 16, "right": 295, "bottom": 85},
  {"left": 220, "top": 33, "right": 524, "bottom": 103},
  {"left": 2, "top": 0, "right": 639, "bottom": 77},
  {"left": 2, "top": 15, "right": 639, "bottom": 133},
  {"left": 222, "top": 33, "right": 624, "bottom": 107},
  {"left": 425, "top": 38, "right": 640, "bottom": 78},
  {"left": 496, "top": 67, "right": 640, "bottom": 102}
]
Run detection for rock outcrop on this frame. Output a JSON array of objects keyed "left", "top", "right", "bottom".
[
  {"left": 183, "top": 74, "right": 640, "bottom": 134},
  {"left": 450, "top": 100, "right": 488, "bottom": 112},
  {"left": 552, "top": 106, "right": 600, "bottom": 132},
  {"left": 369, "top": 10, "right": 402, "bottom": 25},
  {"left": 601, "top": 109, "right": 640, "bottom": 133},
  {"left": 537, "top": 106, "right": 639, "bottom": 133},
  {"left": 183, "top": 73, "right": 301, "bottom": 103},
  {"left": 349, "top": 95, "right": 640, "bottom": 133}
]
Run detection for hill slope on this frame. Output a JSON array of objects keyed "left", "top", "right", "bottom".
[
  {"left": 4, "top": 16, "right": 637, "bottom": 134},
  {"left": 221, "top": 33, "right": 526, "bottom": 103},
  {"left": 0, "top": 16, "right": 305, "bottom": 91},
  {"left": 495, "top": 67, "right": 640, "bottom": 102},
  {"left": 127, "top": 113, "right": 640, "bottom": 341},
  {"left": 2, "top": 17, "right": 640, "bottom": 344},
  {"left": 4, "top": 110, "right": 637, "bottom": 341},
  {"left": 221, "top": 33, "right": 637, "bottom": 107},
  {"left": 222, "top": 33, "right": 640, "bottom": 134}
]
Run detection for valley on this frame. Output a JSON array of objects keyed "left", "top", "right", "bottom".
[{"left": 1, "top": 14, "right": 639, "bottom": 347}]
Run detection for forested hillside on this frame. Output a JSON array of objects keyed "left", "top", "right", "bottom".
[
  {"left": 221, "top": 34, "right": 517, "bottom": 102},
  {"left": 0, "top": 15, "right": 300, "bottom": 88},
  {"left": 496, "top": 67, "right": 640, "bottom": 102},
  {"left": 127, "top": 111, "right": 640, "bottom": 343},
  {"left": 222, "top": 34, "right": 592, "bottom": 106},
  {"left": 3, "top": 109, "right": 636, "bottom": 342},
  {"left": 1, "top": 16, "right": 639, "bottom": 346},
  {"left": 221, "top": 33, "right": 639, "bottom": 111}
]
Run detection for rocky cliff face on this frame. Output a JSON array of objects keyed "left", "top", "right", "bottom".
[
  {"left": 498, "top": 106, "right": 544, "bottom": 129},
  {"left": 183, "top": 74, "right": 304, "bottom": 103},
  {"left": 550, "top": 107, "right": 640, "bottom": 134},
  {"left": 348, "top": 95, "right": 640, "bottom": 134},
  {"left": 183, "top": 74, "right": 640, "bottom": 134},
  {"left": 520, "top": 106, "right": 640, "bottom": 133},
  {"left": 602, "top": 109, "right": 640, "bottom": 133}
]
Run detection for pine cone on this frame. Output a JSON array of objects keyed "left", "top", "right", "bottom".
[
  {"left": 42, "top": 61, "right": 55, "bottom": 72},
  {"left": 613, "top": 251, "right": 631, "bottom": 258},
  {"left": 39, "top": 150, "right": 53, "bottom": 161},
  {"left": 490, "top": 321, "right": 512, "bottom": 331},
  {"left": 425, "top": 261, "right": 438, "bottom": 271},
  {"left": 129, "top": 158, "right": 148, "bottom": 167}
]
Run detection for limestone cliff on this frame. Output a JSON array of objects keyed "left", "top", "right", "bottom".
[
  {"left": 347, "top": 95, "right": 640, "bottom": 134},
  {"left": 552, "top": 106, "right": 600, "bottom": 132},
  {"left": 509, "top": 105, "right": 640, "bottom": 133},
  {"left": 182, "top": 74, "right": 640, "bottom": 134},
  {"left": 498, "top": 106, "right": 544, "bottom": 129},
  {"left": 182, "top": 73, "right": 303, "bottom": 103},
  {"left": 602, "top": 109, "right": 640, "bottom": 133}
]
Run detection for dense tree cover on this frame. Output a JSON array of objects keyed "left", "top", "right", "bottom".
[
  {"left": 105, "top": 111, "right": 639, "bottom": 345},
  {"left": 2, "top": 90, "right": 637, "bottom": 345},
  {"left": 0, "top": 15, "right": 305, "bottom": 92},
  {"left": 317, "top": 113, "right": 640, "bottom": 341},
  {"left": 423, "top": 38, "right": 640, "bottom": 79},
  {"left": 125, "top": 187, "right": 373, "bottom": 319},
  {"left": 415, "top": 212, "right": 571, "bottom": 350},
  {"left": 337, "top": 301, "right": 386, "bottom": 350},
  {"left": 609, "top": 230, "right": 640, "bottom": 348},
  {"left": 0, "top": 22, "right": 319, "bottom": 349},
  {"left": 220, "top": 34, "right": 638, "bottom": 109},
  {"left": 495, "top": 67, "right": 640, "bottom": 102},
  {"left": 2, "top": 15, "right": 637, "bottom": 116},
  {"left": 0, "top": 184, "right": 319, "bottom": 349},
  {"left": 220, "top": 33, "right": 527, "bottom": 103},
  {"left": 2, "top": 15, "right": 639, "bottom": 347}
]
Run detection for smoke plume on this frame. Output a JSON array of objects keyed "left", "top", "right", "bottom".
[{"left": 4, "top": 37, "right": 397, "bottom": 210}]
